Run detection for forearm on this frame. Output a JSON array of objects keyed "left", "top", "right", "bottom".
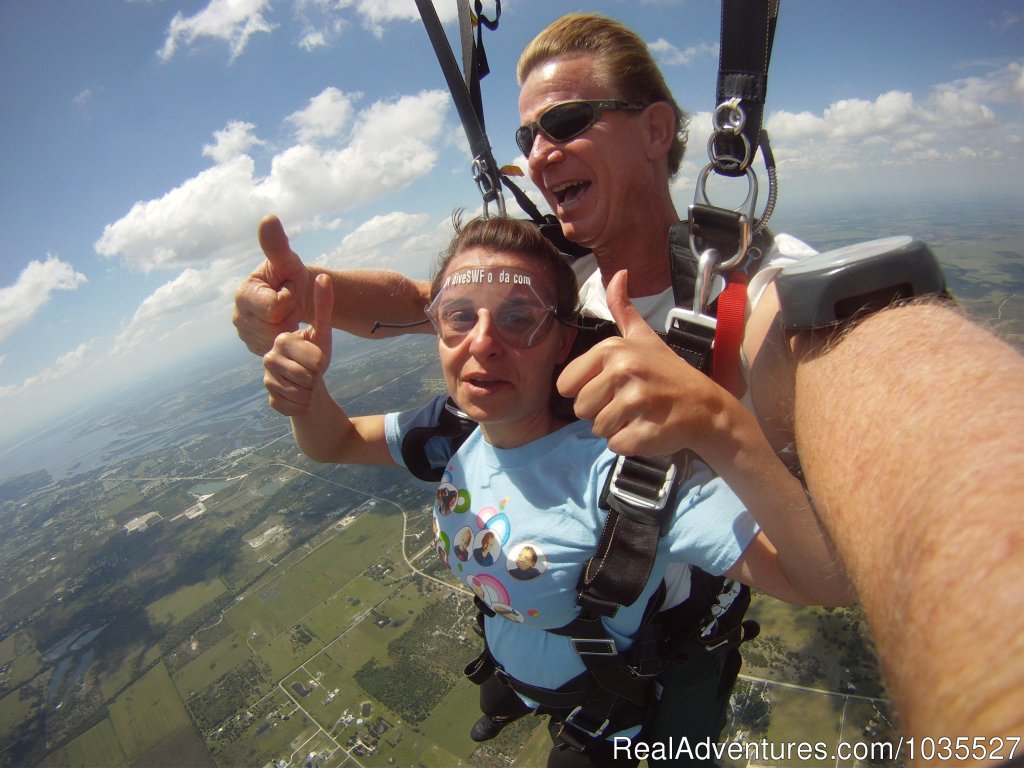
[
  {"left": 794, "top": 301, "right": 1024, "bottom": 747},
  {"left": 698, "top": 399, "right": 852, "bottom": 606},
  {"left": 309, "top": 267, "right": 432, "bottom": 339},
  {"left": 289, "top": 384, "right": 356, "bottom": 463}
]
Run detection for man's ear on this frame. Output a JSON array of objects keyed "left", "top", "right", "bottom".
[{"left": 643, "top": 101, "right": 677, "bottom": 161}]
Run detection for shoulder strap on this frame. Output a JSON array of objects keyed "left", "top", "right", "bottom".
[
  {"left": 400, "top": 396, "right": 476, "bottom": 482},
  {"left": 576, "top": 453, "right": 690, "bottom": 617}
]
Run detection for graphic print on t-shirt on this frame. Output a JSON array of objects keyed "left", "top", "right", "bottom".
[
  {"left": 433, "top": 468, "right": 548, "bottom": 623},
  {"left": 506, "top": 542, "right": 547, "bottom": 581}
]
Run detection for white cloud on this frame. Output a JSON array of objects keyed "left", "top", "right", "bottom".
[
  {"left": 203, "top": 120, "right": 265, "bottom": 163},
  {"left": 762, "top": 109, "right": 824, "bottom": 141},
  {"left": 319, "top": 211, "right": 431, "bottom": 269},
  {"left": 73, "top": 88, "right": 95, "bottom": 113},
  {"left": 991, "top": 9, "right": 1023, "bottom": 32},
  {"left": 824, "top": 91, "right": 916, "bottom": 140},
  {"left": 334, "top": 211, "right": 429, "bottom": 253},
  {"left": 94, "top": 155, "right": 264, "bottom": 271},
  {"left": 159, "top": 0, "right": 276, "bottom": 63},
  {"left": 299, "top": 30, "right": 327, "bottom": 50},
  {"left": 0, "top": 256, "right": 87, "bottom": 343},
  {"left": 95, "top": 89, "right": 450, "bottom": 272},
  {"left": 23, "top": 340, "right": 99, "bottom": 389},
  {"left": 338, "top": 0, "right": 457, "bottom": 38},
  {"left": 295, "top": 0, "right": 349, "bottom": 50},
  {"left": 648, "top": 38, "right": 718, "bottom": 67},
  {"left": 112, "top": 260, "right": 240, "bottom": 356},
  {"left": 286, "top": 87, "right": 357, "bottom": 143},
  {"left": 759, "top": 60, "right": 1024, "bottom": 178}
]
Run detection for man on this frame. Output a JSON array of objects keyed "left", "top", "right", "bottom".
[{"left": 237, "top": 12, "right": 1023, "bottom": 766}]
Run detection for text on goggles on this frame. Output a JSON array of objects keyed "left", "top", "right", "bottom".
[{"left": 425, "top": 267, "right": 561, "bottom": 349}]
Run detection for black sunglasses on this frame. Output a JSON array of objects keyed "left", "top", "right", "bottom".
[{"left": 515, "top": 99, "right": 647, "bottom": 156}]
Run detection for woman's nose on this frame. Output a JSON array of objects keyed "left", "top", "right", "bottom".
[{"left": 468, "top": 309, "right": 503, "bottom": 354}]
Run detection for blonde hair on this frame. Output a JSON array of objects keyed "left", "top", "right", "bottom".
[{"left": 517, "top": 13, "right": 688, "bottom": 176}]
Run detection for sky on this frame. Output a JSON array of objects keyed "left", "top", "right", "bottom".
[{"left": 0, "top": 0, "right": 1022, "bottom": 448}]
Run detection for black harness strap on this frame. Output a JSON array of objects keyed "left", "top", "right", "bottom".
[
  {"left": 713, "top": 0, "right": 779, "bottom": 177},
  {"left": 459, "top": 1, "right": 500, "bottom": 129},
  {"left": 400, "top": 397, "right": 476, "bottom": 482},
  {"left": 415, "top": 0, "right": 503, "bottom": 212},
  {"left": 575, "top": 454, "right": 684, "bottom": 616}
]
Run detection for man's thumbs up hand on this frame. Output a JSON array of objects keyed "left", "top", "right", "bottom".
[{"left": 558, "top": 270, "right": 725, "bottom": 457}]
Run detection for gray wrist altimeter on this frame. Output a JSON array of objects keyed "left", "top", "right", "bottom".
[{"left": 776, "top": 236, "right": 948, "bottom": 331}]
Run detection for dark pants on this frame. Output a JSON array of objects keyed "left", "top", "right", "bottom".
[
  {"left": 639, "top": 647, "right": 739, "bottom": 767},
  {"left": 476, "top": 647, "right": 739, "bottom": 768}
]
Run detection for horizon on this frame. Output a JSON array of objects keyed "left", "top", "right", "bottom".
[
  {"left": 1, "top": 0, "right": 1022, "bottom": 442},
  {"left": 2, "top": 188, "right": 1020, "bottom": 484}
]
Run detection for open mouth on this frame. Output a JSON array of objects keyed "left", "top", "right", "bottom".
[
  {"left": 551, "top": 180, "right": 590, "bottom": 206},
  {"left": 465, "top": 375, "right": 508, "bottom": 391}
]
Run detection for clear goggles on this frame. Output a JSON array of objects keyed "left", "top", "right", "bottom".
[
  {"left": 515, "top": 99, "right": 646, "bottom": 156},
  {"left": 425, "top": 267, "right": 560, "bottom": 349}
]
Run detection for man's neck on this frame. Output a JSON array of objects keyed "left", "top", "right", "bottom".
[{"left": 592, "top": 204, "right": 677, "bottom": 297}]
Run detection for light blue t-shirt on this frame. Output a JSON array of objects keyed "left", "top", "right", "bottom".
[{"left": 387, "top": 411, "right": 758, "bottom": 693}]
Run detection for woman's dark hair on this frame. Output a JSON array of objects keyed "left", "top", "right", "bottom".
[
  {"left": 432, "top": 214, "right": 579, "bottom": 323},
  {"left": 433, "top": 214, "right": 581, "bottom": 421}
]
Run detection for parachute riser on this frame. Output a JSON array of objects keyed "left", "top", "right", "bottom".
[
  {"left": 687, "top": 0, "right": 780, "bottom": 312},
  {"left": 415, "top": 0, "right": 507, "bottom": 218}
]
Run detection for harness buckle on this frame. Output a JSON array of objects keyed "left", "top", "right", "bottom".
[
  {"left": 571, "top": 638, "right": 618, "bottom": 656},
  {"left": 689, "top": 167, "right": 757, "bottom": 271},
  {"left": 565, "top": 706, "right": 611, "bottom": 739},
  {"left": 607, "top": 455, "right": 677, "bottom": 513}
]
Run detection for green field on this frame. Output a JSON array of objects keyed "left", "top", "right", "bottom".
[
  {"left": 226, "top": 511, "right": 404, "bottom": 641},
  {"left": 0, "top": 633, "right": 17, "bottom": 665},
  {"left": 763, "top": 685, "right": 844, "bottom": 767},
  {"left": 302, "top": 575, "right": 395, "bottom": 643},
  {"left": 419, "top": 678, "right": 485, "bottom": 760},
  {"left": 100, "top": 642, "right": 164, "bottom": 700},
  {"left": 173, "top": 632, "right": 255, "bottom": 699},
  {"left": 257, "top": 623, "right": 329, "bottom": 681},
  {"left": 146, "top": 577, "right": 228, "bottom": 628},
  {"left": 42, "top": 718, "right": 127, "bottom": 768},
  {"left": 108, "top": 661, "right": 194, "bottom": 759},
  {"left": 0, "top": 680, "right": 42, "bottom": 745},
  {"left": 0, "top": 632, "right": 41, "bottom": 694}
]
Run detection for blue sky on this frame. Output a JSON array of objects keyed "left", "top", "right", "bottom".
[{"left": 0, "top": 0, "right": 1022, "bottom": 446}]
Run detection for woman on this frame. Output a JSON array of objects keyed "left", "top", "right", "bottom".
[{"left": 263, "top": 215, "right": 845, "bottom": 766}]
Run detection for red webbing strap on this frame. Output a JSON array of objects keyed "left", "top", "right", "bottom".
[{"left": 712, "top": 271, "right": 748, "bottom": 397}]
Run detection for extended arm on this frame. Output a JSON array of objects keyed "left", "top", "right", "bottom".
[
  {"left": 234, "top": 215, "right": 432, "bottom": 354},
  {"left": 264, "top": 274, "right": 396, "bottom": 467},
  {"left": 792, "top": 300, "right": 1024, "bottom": 749}
]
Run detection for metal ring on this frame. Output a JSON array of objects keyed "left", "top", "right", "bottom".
[
  {"left": 707, "top": 132, "right": 752, "bottom": 173},
  {"left": 712, "top": 98, "right": 746, "bottom": 135},
  {"left": 472, "top": 157, "right": 506, "bottom": 217}
]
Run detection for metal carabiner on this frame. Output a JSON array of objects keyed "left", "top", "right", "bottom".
[
  {"left": 472, "top": 156, "right": 506, "bottom": 217},
  {"left": 690, "top": 163, "right": 757, "bottom": 272},
  {"left": 692, "top": 248, "right": 721, "bottom": 316}
]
